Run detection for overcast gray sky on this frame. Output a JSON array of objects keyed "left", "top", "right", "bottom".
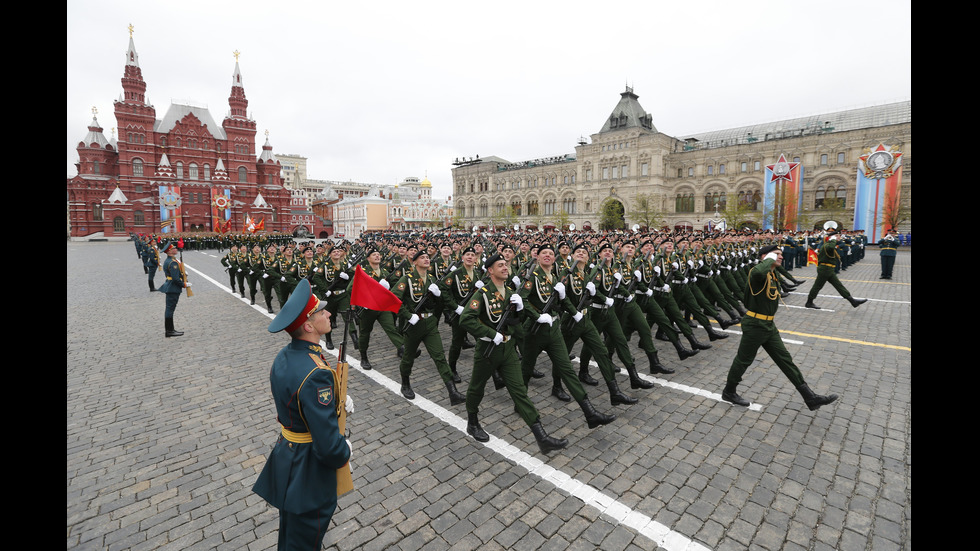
[{"left": 67, "top": 0, "right": 911, "bottom": 199}]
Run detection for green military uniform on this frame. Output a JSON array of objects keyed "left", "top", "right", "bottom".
[{"left": 806, "top": 236, "right": 865, "bottom": 308}]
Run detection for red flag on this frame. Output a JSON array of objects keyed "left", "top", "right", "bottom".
[
  {"left": 255, "top": 218, "right": 266, "bottom": 232},
  {"left": 807, "top": 248, "right": 818, "bottom": 266},
  {"left": 178, "top": 237, "right": 185, "bottom": 249},
  {"left": 350, "top": 265, "right": 401, "bottom": 313}
]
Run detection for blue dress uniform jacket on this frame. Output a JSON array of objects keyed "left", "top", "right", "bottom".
[{"left": 253, "top": 339, "right": 351, "bottom": 516}]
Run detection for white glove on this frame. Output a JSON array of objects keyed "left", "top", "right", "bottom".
[
  {"left": 408, "top": 314, "right": 420, "bottom": 325},
  {"left": 554, "top": 282, "right": 566, "bottom": 299},
  {"left": 687, "top": 260, "right": 695, "bottom": 268},
  {"left": 708, "top": 270, "right": 714, "bottom": 277},
  {"left": 682, "top": 277, "right": 689, "bottom": 284},
  {"left": 613, "top": 272, "right": 623, "bottom": 281},
  {"left": 262, "top": 273, "right": 269, "bottom": 279},
  {"left": 428, "top": 283, "right": 441, "bottom": 296},
  {"left": 698, "top": 260, "right": 704, "bottom": 268},
  {"left": 691, "top": 276, "right": 698, "bottom": 282},
  {"left": 512, "top": 276, "right": 521, "bottom": 287},
  {"left": 249, "top": 270, "right": 254, "bottom": 275},
  {"left": 345, "top": 395, "right": 354, "bottom": 414},
  {"left": 645, "top": 289, "right": 653, "bottom": 297},
  {"left": 474, "top": 280, "right": 484, "bottom": 289},
  {"left": 186, "top": 283, "right": 192, "bottom": 288},
  {"left": 536, "top": 313, "right": 554, "bottom": 325},
  {"left": 510, "top": 295, "right": 524, "bottom": 311},
  {"left": 454, "top": 306, "right": 464, "bottom": 315},
  {"left": 586, "top": 282, "right": 596, "bottom": 296},
  {"left": 671, "top": 262, "right": 679, "bottom": 270},
  {"left": 625, "top": 294, "right": 634, "bottom": 303},
  {"left": 325, "top": 290, "right": 332, "bottom": 297},
  {"left": 237, "top": 268, "right": 242, "bottom": 273},
  {"left": 573, "top": 311, "right": 584, "bottom": 323},
  {"left": 492, "top": 332, "right": 504, "bottom": 345},
  {"left": 764, "top": 251, "right": 779, "bottom": 262},
  {"left": 380, "top": 280, "right": 390, "bottom": 290},
  {"left": 605, "top": 297, "right": 614, "bottom": 307},
  {"left": 654, "top": 266, "right": 661, "bottom": 276},
  {"left": 634, "top": 270, "right": 642, "bottom": 279},
  {"left": 314, "top": 267, "right": 320, "bottom": 272},
  {"left": 281, "top": 276, "right": 286, "bottom": 282},
  {"left": 340, "top": 272, "right": 349, "bottom": 280},
  {"left": 663, "top": 284, "right": 671, "bottom": 293}
]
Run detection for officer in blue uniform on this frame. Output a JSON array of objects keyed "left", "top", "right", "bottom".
[
  {"left": 158, "top": 241, "right": 187, "bottom": 337},
  {"left": 253, "top": 280, "right": 352, "bottom": 551}
]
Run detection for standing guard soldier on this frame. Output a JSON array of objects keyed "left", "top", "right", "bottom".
[
  {"left": 159, "top": 241, "right": 189, "bottom": 337},
  {"left": 144, "top": 238, "right": 160, "bottom": 292}
]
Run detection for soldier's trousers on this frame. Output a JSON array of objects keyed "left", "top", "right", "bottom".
[
  {"left": 726, "top": 316, "right": 804, "bottom": 387},
  {"left": 807, "top": 265, "right": 852, "bottom": 301},
  {"left": 359, "top": 309, "right": 403, "bottom": 352},
  {"left": 399, "top": 315, "right": 454, "bottom": 384},
  {"left": 521, "top": 319, "right": 587, "bottom": 401},
  {"left": 468, "top": 339, "right": 539, "bottom": 426}
]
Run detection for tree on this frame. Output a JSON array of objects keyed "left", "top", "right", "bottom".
[
  {"left": 500, "top": 205, "right": 518, "bottom": 229},
  {"left": 630, "top": 193, "right": 664, "bottom": 229},
  {"left": 723, "top": 198, "right": 759, "bottom": 230},
  {"left": 553, "top": 208, "right": 571, "bottom": 230},
  {"left": 881, "top": 188, "right": 910, "bottom": 231},
  {"left": 450, "top": 211, "right": 465, "bottom": 229},
  {"left": 599, "top": 199, "right": 625, "bottom": 230},
  {"left": 820, "top": 196, "right": 848, "bottom": 229}
]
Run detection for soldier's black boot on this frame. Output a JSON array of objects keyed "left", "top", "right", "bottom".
[
  {"left": 687, "top": 333, "right": 711, "bottom": 351},
  {"left": 847, "top": 296, "right": 867, "bottom": 308},
  {"left": 805, "top": 299, "right": 820, "bottom": 309},
  {"left": 685, "top": 312, "right": 698, "bottom": 328},
  {"left": 671, "top": 336, "right": 698, "bottom": 360},
  {"left": 655, "top": 328, "right": 670, "bottom": 342},
  {"left": 467, "top": 412, "right": 489, "bottom": 442},
  {"left": 706, "top": 325, "right": 728, "bottom": 341},
  {"left": 722, "top": 383, "right": 750, "bottom": 407},
  {"left": 530, "top": 422, "right": 567, "bottom": 455},
  {"left": 625, "top": 363, "right": 655, "bottom": 389},
  {"left": 646, "top": 351, "right": 675, "bottom": 375},
  {"left": 250, "top": 293, "right": 256, "bottom": 306},
  {"left": 551, "top": 382, "right": 572, "bottom": 402},
  {"left": 266, "top": 298, "right": 274, "bottom": 314},
  {"left": 490, "top": 369, "right": 504, "bottom": 390},
  {"left": 324, "top": 332, "right": 335, "bottom": 350},
  {"left": 578, "top": 398, "right": 616, "bottom": 428},
  {"left": 733, "top": 301, "right": 747, "bottom": 316},
  {"left": 723, "top": 307, "right": 741, "bottom": 325},
  {"left": 143, "top": 266, "right": 148, "bottom": 274},
  {"left": 461, "top": 335, "right": 475, "bottom": 350},
  {"left": 532, "top": 368, "right": 545, "bottom": 379},
  {"left": 715, "top": 315, "right": 736, "bottom": 330},
  {"left": 148, "top": 280, "right": 156, "bottom": 292},
  {"left": 449, "top": 362, "right": 461, "bottom": 383},
  {"left": 165, "top": 318, "right": 183, "bottom": 338},
  {"left": 608, "top": 378, "right": 638, "bottom": 405},
  {"left": 360, "top": 350, "right": 372, "bottom": 370},
  {"left": 578, "top": 365, "right": 599, "bottom": 386},
  {"left": 445, "top": 380, "right": 465, "bottom": 405},
  {"left": 797, "top": 383, "right": 838, "bottom": 411},
  {"left": 400, "top": 375, "right": 415, "bottom": 400}
]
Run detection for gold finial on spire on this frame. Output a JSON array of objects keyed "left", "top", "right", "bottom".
[
  {"left": 128, "top": 24, "right": 134, "bottom": 38},
  {"left": 265, "top": 129, "right": 269, "bottom": 138},
  {"left": 92, "top": 106, "right": 98, "bottom": 116},
  {"left": 233, "top": 50, "right": 241, "bottom": 61}
]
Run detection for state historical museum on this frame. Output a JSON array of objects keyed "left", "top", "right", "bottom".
[{"left": 68, "top": 31, "right": 289, "bottom": 238}]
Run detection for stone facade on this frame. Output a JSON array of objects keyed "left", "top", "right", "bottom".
[{"left": 453, "top": 87, "right": 911, "bottom": 232}]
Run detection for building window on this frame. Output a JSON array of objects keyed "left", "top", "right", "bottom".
[
  {"left": 134, "top": 210, "right": 145, "bottom": 226},
  {"left": 675, "top": 193, "right": 695, "bottom": 213},
  {"left": 719, "top": 164, "right": 726, "bottom": 174},
  {"left": 586, "top": 169, "right": 592, "bottom": 181},
  {"left": 238, "top": 167, "right": 247, "bottom": 182},
  {"left": 821, "top": 154, "right": 828, "bottom": 165},
  {"left": 621, "top": 164, "right": 628, "bottom": 178},
  {"left": 602, "top": 167, "right": 609, "bottom": 180},
  {"left": 754, "top": 161, "right": 761, "bottom": 171},
  {"left": 113, "top": 217, "right": 125, "bottom": 232},
  {"left": 92, "top": 203, "right": 102, "bottom": 221},
  {"left": 134, "top": 184, "right": 143, "bottom": 193},
  {"left": 92, "top": 160, "right": 100, "bottom": 174},
  {"left": 793, "top": 156, "right": 801, "bottom": 163},
  {"left": 204, "top": 164, "right": 211, "bottom": 181},
  {"left": 176, "top": 162, "right": 183, "bottom": 179},
  {"left": 741, "top": 162, "right": 747, "bottom": 172},
  {"left": 707, "top": 166, "right": 714, "bottom": 176},
  {"left": 612, "top": 166, "right": 619, "bottom": 179},
  {"left": 688, "top": 167, "right": 694, "bottom": 177},
  {"left": 132, "top": 158, "right": 144, "bottom": 176},
  {"left": 189, "top": 163, "right": 198, "bottom": 180},
  {"left": 837, "top": 152, "right": 845, "bottom": 164},
  {"left": 562, "top": 198, "right": 576, "bottom": 214},
  {"left": 641, "top": 163, "right": 649, "bottom": 176}
]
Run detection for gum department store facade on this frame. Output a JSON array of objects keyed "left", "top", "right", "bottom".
[{"left": 452, "top": 88, "right": 911, "bottom": 232}]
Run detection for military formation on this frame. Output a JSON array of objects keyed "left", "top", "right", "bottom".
[{"left": 132, "top": 223, "right": 880, "bottom": 455}]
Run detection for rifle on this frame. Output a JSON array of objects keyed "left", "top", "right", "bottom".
[
  {"left": 560, "top": 262, "right": 602, "bottom": 332},
  {"left": 397, "top": 282, "right": 435, "bottom": 333},
  {"left": 529, "top": 270, "right": 569, "bottom": 337},
  {"left": 483, "top": 301, "right": 518, "bottom": 359},
  {"left": 445, "top": 267, "right": 484, "bottom": 324},
  {"left": 178, "top": 249, "right": 194, "bottom": 297},
  {"left": 335, "top": 311, "right": 353, "bottom": 497}
]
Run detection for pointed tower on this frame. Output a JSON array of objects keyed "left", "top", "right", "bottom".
[
  {"left": 74, "top": 110, "right": 117, "bottom": 177},
  {"left": 223, "top": 50, "right": 257, "bottom": 188},
  {"left": 114, "top": 25, "right": 156, "bottom": 187},
  {"left": 255, "top": 130, "right": 285, "bottom": 227}
]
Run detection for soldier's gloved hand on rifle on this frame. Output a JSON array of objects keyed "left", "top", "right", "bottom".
[
  {"left": 586, "top": 282, "right": 596, "bottom": 296},
  {"left": 554, "top": 282, "right": 566, "bottom": 299},
  {"left": 454, "top": 306, "right": 464, "bottom": 316},
  {"left": 536, "top": 313, "right": 554, "bottom": 326},
  {"left": 408, "top": 314, "right": 420, "bottom": 325},
  {"left": 427, "top": 283, "right": 441, "bottom": 297},
  {"left": 380, "top": 280, "right": 390, "bottom": 290},
  {"left": 572, "top": 311, "right": 583, "bottom": 323},
  {"left": 509, "top": 295, "right": 523, "bottom": 311},
  {"left": 493, "top": 332, "right": 504, "bottom": 345}
]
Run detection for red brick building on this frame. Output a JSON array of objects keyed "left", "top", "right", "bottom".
[{"left": 68, "top": 33, "right": 289, "bottom": 238}]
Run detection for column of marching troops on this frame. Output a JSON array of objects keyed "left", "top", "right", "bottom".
[{"left": 130, "top": 226, "right": 884, "bottom": 455}]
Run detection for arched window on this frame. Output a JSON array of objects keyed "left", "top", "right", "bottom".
[
  {"left": 815, "top": 186, "right": 826, "bottom": 208},
  {"left": 176, "top": 162, "right": 184, "bottom": 179},
  {"left": 238, "top": 167, "right": 248, "bottom": 182},
  {"left": 189, "top": 163, "right": 198, "bottom": 180},
  {"left": 203, "top": 164, "right": 211, "bottom": 181},
  {"left": 132, "top": 158, "right": 144, "bottom": 177},
  {"left": 93, "top": 160, "right": 100, "bottom": 174}
]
